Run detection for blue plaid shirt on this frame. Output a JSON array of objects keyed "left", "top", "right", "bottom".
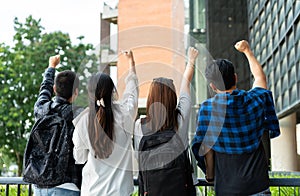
[{"left": 192, "top": 87, "right": 280, "bottom": 157}]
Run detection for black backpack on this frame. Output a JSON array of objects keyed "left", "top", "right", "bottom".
[
  {"left": 138, "top": 125, "right": 196, "bottom": 196},
  {"left": 23, "top": 104, "right": 74, "bottom": 187}
]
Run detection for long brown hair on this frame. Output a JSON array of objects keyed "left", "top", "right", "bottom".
[
  {"left": 145, "top": 77, "right": 180, "bottom": 131},
  {"left": 87, "top": 73, "right": 115, "bottom": 159}
]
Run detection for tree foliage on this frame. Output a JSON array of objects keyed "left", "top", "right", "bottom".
[{"left": 0, "top": 15, "right": 99, "bottom": 175}]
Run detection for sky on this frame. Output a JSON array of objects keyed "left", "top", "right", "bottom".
[{"left": 0, "top": 0, "right": 115, "bottom": 47}]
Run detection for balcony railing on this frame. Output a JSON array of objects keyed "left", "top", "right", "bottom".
[
  {"left": 0, "top": 177, "right": 32, "bottom": 196},
  {"left": 1, "top": 176, "right": 300, "bottom": 196}
]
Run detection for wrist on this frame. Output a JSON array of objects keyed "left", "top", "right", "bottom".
[
  {"left": 187, "top": 64, "right": 194, "bottom": 69},
  {"left": 129, "top": 60, "right": 135, "bottom": 66},
  {"left": 187, "top": 61, "right": 195, "bottom": 67},
  {"left": 189, "top": 59, "right": 195, "bottom": 65},
  {"left": 243, "top": 49, "right": 253, "bottom": 56},
  {"left": 205, "top": 175, "right": 214, "bottom": 183}
]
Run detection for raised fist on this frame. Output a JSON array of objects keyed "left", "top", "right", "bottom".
[
  {"left": 49, "top": 55, "right": 60, "bottom": 68},
  {"left": 234, "top": 40, "right": 250, "bottom": 53}
]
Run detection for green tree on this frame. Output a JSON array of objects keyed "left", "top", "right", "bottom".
[{"left": 0, "top": 15, "right": 98, "bottom": 176}]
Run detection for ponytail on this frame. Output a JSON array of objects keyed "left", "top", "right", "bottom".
[
  {"left": 87, "top": 73, "right": 115, "bottom": 159},
  {"left": 89, "top": 103, "right": 114, "bottom": 159}
]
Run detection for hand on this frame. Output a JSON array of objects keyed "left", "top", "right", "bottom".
[
  {"left": 121, "top": 50, "right": 136, "bottom": 73},
  {"left": 188, "top": 47, "right": 199, "bottom": 66},
  {"left": 121, "top": 50, "right": 134, "bottom": 63},
  {"left": 48, "top": 55, "right": 60, "bottom": 68},
  {"left": 234, "top": 40, "right": 251, "bottom": 53}
]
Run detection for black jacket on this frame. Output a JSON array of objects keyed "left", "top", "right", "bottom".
[{"left": 33, "top": 68, "right": 83, "bottom": 188}]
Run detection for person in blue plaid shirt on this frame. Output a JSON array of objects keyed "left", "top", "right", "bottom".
[{"left": 192, "top": 40, "right": 280, "bottom": 196}]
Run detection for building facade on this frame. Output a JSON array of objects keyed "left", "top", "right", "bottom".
[{"left": 248, "top": 0, "right": 300, "bottom": 171}]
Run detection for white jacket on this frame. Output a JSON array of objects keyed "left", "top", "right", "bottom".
[{"left": 72, "top": 72, "right": 138, "bottom": 196}]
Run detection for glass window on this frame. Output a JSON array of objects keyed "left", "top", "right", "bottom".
[
  {"left": 274, "top": 49, "right": 279, "bottom": 66},
  {"left": 262, "top": 47, "right": 267, "bottom": 61},
  {"left": 273, "top": 32, "right": 279, "bottom": 47},
  {"left": 275, "top": 93, "right": 282, "bottom": 111},
  {"left": 287, "top": 31, "right": 294, "bottom": 51},
  {"left": 261, "top": 34, "right": 266, "bottom": 46},
  {"left": 296, "top": 0, "right": 300, "bottom": 16},
  {"left": 267, "top": 13, "right": 272, "bottom": 27},
  {"left": 266, "top": 0, "right": 271, "bottom": 14},
  {"left": 278, "top": 6, "right": 284, "bottom": 25},
  {"left": 254, "top": 2, "right": 259, "bottom": 16},
  {"left": 283, "top": 72, "right": 289, "bottom": 91},
  {"left": 298, "top": 81, "right": 300, "bottom": 102},
  {"left": 272, "top": 2, "right": 278, "bottom": 19},
  {"left": 289, "top": 66, "right": 296, "bottom": 86},
  {"left": 298, "top": 82, "right": 300, "bottom": 102},
  {"left": 268, "top": 71, "right": 274, "bottom": 91},
  {"left": 254, "top": 19, "right": 259, "bottom": 34},
  {"left": 248, "top": 0, "right": 253, "bottom": 10},
  {"left": 287, "top": 8, "right": 293, "bottom": 27},
  {"left": 288, "top": 49, "right": 295, "bottom": 68},
  {"left": 261, "top": 21, "right": 266, "bottom": 35},
  {"left": 274, "top": 63, "right": 280, "bottom": 82},
  {"left": 297, "top": 62, "right": 300, "bottom": 82},
  {"left": 272, "top": 16, "right": 278, "bottom": 37},
  {"left": 279, "top": 21, "right": 286, "bottom": 38},
  {"left": 259, "top": 0, "right": 265, "bottom": 9},
  {"left": 281, "top": 41, "right": 287, "bottom": 59},
  {"left": 267, "top": 38, "right": 273, "bottom": 53},
  {"left": 290, "top": 83, "right": 297, "bottom": 103},
  {"left": 283, "top": 89, "right": 289, "bottom": 108},
  {"left": 296, "top": 41, "right": 300, "bottom": 61},
  {"left": 278, "top": 0, "right": 284, "bottom": 10},
  {"left": 268, "top": 57, "right": 273, "bottom": 71},
  {"left": 263, "top": 62, "right": 268, "bottom": 74},
  {"left": 295, "top": 21, "right": 300, "bottom": 41},
  {"left": 261, "top": 8, "right": 265, "bottom": 20},
  {"left": 255, "top": 39, "right": 260, "bottom": 54}
]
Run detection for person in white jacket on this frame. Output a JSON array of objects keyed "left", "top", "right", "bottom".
[{"left": 72, "top": 50, "right": 138, "bottom": 196}]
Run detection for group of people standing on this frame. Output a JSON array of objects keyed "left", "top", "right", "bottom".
[{"left": 25, "top": 39, "right": 280, "bottom": 196}]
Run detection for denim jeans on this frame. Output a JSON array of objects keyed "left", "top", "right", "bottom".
[
  {"left": 34, "top": 186, "right": 80, "bottom": 196},
  {"left": 249, "top": 188, "right": 271, "bottom": 196}
]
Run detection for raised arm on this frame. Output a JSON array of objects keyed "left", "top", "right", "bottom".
[
  {"left": 235, "top": 40, "right": 267, "bottom": 89},
  {"left": 48, "top": 55, "right": 60, "bottom": 69},
  {"left": 34, "top": 55, "right": 60, "bottom": 118},
  {"left": 180, "top": 47, "right": 199, "bottom": 94},
  {"left": 120, "top": 50, "right": 139, "bottom": 119},
  {"left": 122, "top": 50, "right": 136, "bottom": 74}
]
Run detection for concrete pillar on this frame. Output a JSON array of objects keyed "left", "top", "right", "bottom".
[{"left": 271, "top": 113, "right": 298, "bottom": 171}]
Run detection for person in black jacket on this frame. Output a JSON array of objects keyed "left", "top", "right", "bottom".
[{"left": 33, "top": 55, "right": 83, "bottom": 196}]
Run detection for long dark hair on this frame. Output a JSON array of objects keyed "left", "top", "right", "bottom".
[
  {"left": 87, "top": 73, "right": 116, "bottom": 159},
  {"left": 145, "top": 77, "right": 180, "bottom": 132}
]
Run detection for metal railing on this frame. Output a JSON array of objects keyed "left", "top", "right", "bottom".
[
  {"left": 0, "top": 177, "right": 32, "bottom": 196},
  {"left": 0, "top": 176, "right": 300, "bottom": 196},
  {"left": 195, "top": 178, "right": 300, "bottom": 195}
]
